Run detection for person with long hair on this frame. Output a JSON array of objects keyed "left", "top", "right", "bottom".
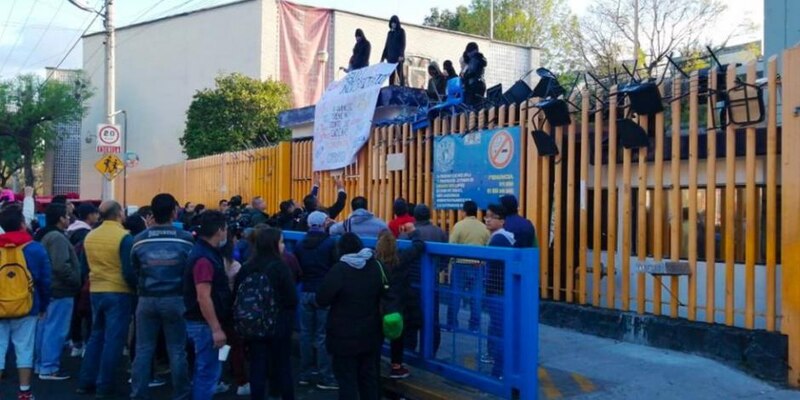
[
  {"left": 235, "top": 226, "right": 298, "bottom": 400},
  {"left": 374, "top": 229, "right": 424, "bottom": 379},
  {"left": 316, "top": 233, "right": 386, "bottom": 400}
]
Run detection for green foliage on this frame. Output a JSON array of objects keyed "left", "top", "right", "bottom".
[
  {"left": 180, "top": 73, "right": 293, "bottom": 159},
  {"left": 0, "top": 73, "right": 92, "bottom": 186},
  {"left": 424, "top": 0, "right": 583, "bottom": 73}
]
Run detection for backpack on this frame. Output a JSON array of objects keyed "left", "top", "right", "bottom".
[
  {"left": 233, "top": 263, "right": 280, "bottom": 339},
  {"left": 0, "top": 243, "right": 34, "bottom": 318}
]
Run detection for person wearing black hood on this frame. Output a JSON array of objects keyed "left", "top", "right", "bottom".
[
  {"left": 381, "top": 15, "right": 407, "bottom": 86},
  {"left": 461, "top": 42, "right": 488, "bottom": 106},
  {"left": 345, "top": 29, "right": 371, "bottom": 72}
]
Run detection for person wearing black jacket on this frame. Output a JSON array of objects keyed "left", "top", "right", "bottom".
[
  {"left": 374, "top": 229, "right": 424, "bottom": 379},
  {"left": 381, "top": 15, "right": 406, "bottom": 86},
  {"left": 298, "top": 176, "right": 347, "bottom": 231},
  {"left": 235, "top": 226, "right": 298, "bottom": 400},
  {"left": 461, "top": 42, "right": 488, "bottom": 106},
  {"left": 316, "top": 233, "right": 385, "bottom": 400},
  {"left": 346, "top": 29, "right": 371, "bottom": 72},
  {"left": 293, "top": 211, "right": 339, "bottom": 389},
  {"left": 426, "top": 62, "right": 447, "bottom": 102},
  {"left": 443, "top": 60, "right": 458, "bottom": 80}
]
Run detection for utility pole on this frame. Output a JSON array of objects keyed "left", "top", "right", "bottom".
[
  {"left": 101, "top": 0, "right": 116, "bottom": 201},
  {"left": 489, "top": 0, "right": 494, "bottom": 40}
]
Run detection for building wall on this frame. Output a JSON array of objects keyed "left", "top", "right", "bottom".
[
  {"left": 330, "top": 11, "right": 540, "bottom": 92},
  {"left": 43, "top": 68, "right": 82, "bottom": 196},
  {"left": 79, "top": 0, "right": 266, "bottom": 198},
  {"left": 764, "top": 0, "right": 800, "bottom": 63}
]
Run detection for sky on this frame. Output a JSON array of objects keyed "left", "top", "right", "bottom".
[{"left": 0, "top": 0, "right": 764, "bottom": 79}]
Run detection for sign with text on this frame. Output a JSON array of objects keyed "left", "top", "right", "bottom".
[
  {"left": 433, "top": 127, "right": 521, "bottom": 210},
  {"left": 96, "top": 123, "right": 122, "bottom": 153},
  {"left": 312, "top": 62, "right": 396, "bottom": 171}
]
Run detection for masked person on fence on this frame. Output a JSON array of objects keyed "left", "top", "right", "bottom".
[
  {"left": 316, "top": 233, "right": 389, "bottom": 400},
  {"left": 499, "top": 194, "right": 537, "bottom": 248},
  {"left": 298, "top": 175, "right": 347, "bottom": 231},
  {"left": 291, "top": 211, "right": 340, "bottom": 390},
  {"left": 33, "top": 203, "right": 81, "bottom": 381},
  {"left": 375, "top": 229, "right": 425, "bottom": 379},
  {"left": 183, "top": 211, "right": 233, "bottom": 400},
  {"left": 343, "top": 28, "right": 371, "bottom": 72},
  {"left": 67, "top": 203, "right": 99, "bottom": 358},
  {"left": 461, "top": 42, "right": 488, "bottom": 107},
  {"left": 77, "top": 201, "right": 137, "bottom": 398},
  {"left": 388, "top": 198, "right": 415, "bottom": 238},
  {"left": 234, "top": 226, "right": 298, "bottom": 400},
  {"left": 129, "top": 194, "right": 194, "bottom": 400},
  {"left": 398, "top": 204, "right": 447, "bottom": 354},
  {"left": 447, "top": 200, "right": 490, "bottom": 331},
  {"left": 482, "top": 204, "right": 515, "bottom": 378},
  {"left": 329, "top": 196, "right": 388, "bottom": 238},
  {"left": 381, "top": 15, "right": 407, "bottom": 86},
  {"left": 0, "top": 205, "right": 52, "bottom": 400}
]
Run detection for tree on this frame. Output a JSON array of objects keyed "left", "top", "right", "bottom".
[
  {"left": 578, "top": 0, "right": 730, "bottom": 77},
  {"left": 424, "top": 0, "right": 583, "bottom": 73},
  {"left": 180, "top": 73, "right": 293, "bottom": 159},
  {"left": 0, "top": 74, "right": 91, "bottom": 186},
  {"left": 0, "top": 137, "right": 23, "bottom": 187}
]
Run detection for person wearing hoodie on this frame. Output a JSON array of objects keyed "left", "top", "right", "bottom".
[
  {"left": 67, "top": 203, "right": 99, "bottom": 357},
  {"left": 387, "top": 198, "right": 414, "bottom": 238},
  {"left": 499, "top": 194, "right": 537, "bottom": 248},
  {"left": 329, "top": 197, "right": 388, "bottom": 238},
  {"left": 0, "top": 204, "right": 52, "bottom": 400},
  {"left": 292, "top": 211, "right": 339, "bottom": 390},
  {"left": 482, "top": 204, "right": 515, "bottom": 378},
  {"left": 381, "top": 15, "right": 407, "bottom": 86},
  {"left": 345, "top": 29, "right": 371, "bottom": 72},
  {"left": 34, "top": 203, "right": 81, "bottom": 381},
  {"left": 398, "top": 204, "right": 446, "bottom": 355},
  {"left": 316, "top": 233, "right": 385, "bottom": 400},
  {"left": 461, "top": 42, "right": 488, "bottom": 106}
]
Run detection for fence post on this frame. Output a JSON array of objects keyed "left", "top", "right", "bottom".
[
  {"left": 420, "top": 253, "right": 436, "bottom": 360},
  {"left": 781, "top": 46, "right": 800, "bottom": 388},
  {"left": 505, "top": 248, "right": 539, "bottom": 399},
  {"left": 275, "top": 142, "right": 292, "bottom": 205}
]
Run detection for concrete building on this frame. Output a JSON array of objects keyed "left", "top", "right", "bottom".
[
  {"left": 42, "top": 68, "right": 83, "bottom": 196},
  {"left": 79, "top": 0, "right": 540, "bottom": 198}
]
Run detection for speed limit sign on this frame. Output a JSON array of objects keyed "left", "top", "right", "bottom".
[{"left": 96, "top": 124, "right": 122, "bottom": 153}]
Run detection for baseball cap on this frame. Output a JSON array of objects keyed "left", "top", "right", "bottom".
[{"left": 307, "top": 211, "right": 328, "bottom": 229}]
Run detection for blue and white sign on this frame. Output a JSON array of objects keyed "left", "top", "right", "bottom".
[
  {"left": 312, "top": 63, "right": 397, "bottom": 171},
  {"left": 433, "top": 127, "right": 521, "bottom": 210}
]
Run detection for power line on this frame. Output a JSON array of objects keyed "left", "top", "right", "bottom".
[
  {"left": 42, "top": 6, "right": 104, "bottom": 86},
  {"left": 129, "top": 0, "right": 170, "bottom": 25},
  {"left": 18, "top": 0, "right": 65, "bottom": 74},
  {"left": 0, "top": 0, "right": 38, "bottom": 78},
  {"left": 0, "top": 0, "right": 19, "bottom": 50}
]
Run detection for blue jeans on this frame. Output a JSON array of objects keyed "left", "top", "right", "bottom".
[
  {"left": 78, "top": 292, "right": 133, "bottom": 394},
  {"left": 186, "top": 321, "right": 221, "bottom": 400},
  {"left": 131, "top": 297, "right": 190, "bottom": 400},
  {"left": 0, "top": 316, "right": 38, "bottom": 370},
  {"left": 298, "top": 292, "right": 334, "bottom": 383},
  {"left": 447, "top": 263, "right": 483, "bottom": 330},
  {"left": 35, "top": 297, "right": 74, "bottom": 375}
]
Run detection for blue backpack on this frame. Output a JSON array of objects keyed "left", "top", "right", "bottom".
[{"left": 233, "top": 264, "right": 280, "bottom": 339}]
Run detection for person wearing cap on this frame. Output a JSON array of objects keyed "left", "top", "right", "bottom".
[
  {"left": 66, "top": 203, "right": 99, "bottom": 358},
  {"left": 292, "top": 211, "right": 340, "bottom": 390},
  {"left": 499, "top": 194, "right": 537, "bottom": 248},
  {"left": 387, "top": 198, "right": 415, "bottom": 238},
  {"left": 329, "top": 197, "right": 388, "bottom": 238}
]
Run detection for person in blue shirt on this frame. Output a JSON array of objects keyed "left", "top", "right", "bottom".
[
  {"left": 499, "top": 194, "right": 537, "bottom": 248},
  {"left": 482, "top": 203, "right": 515, "bottom": 378}
]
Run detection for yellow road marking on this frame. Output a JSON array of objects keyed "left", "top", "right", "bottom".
[
  {"left": 571, "top": 372, "right": 596, "bottom": 393},
  {"left": 538, "top": 367, "right": 563, "bottom": 399}
]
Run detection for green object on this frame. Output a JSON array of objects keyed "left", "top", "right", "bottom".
[{"left": 383, "top": 312, "right": 404, "bottom": 340}]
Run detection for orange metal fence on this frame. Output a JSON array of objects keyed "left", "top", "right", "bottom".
[{"left": 121, "top": 47, "right": 800, "bottom": 386}]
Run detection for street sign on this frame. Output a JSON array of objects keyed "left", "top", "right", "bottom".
[
  {"left": 96, "top": 123, "right": 122, "bottom": 153},
  {"left": 95, "top": 153, "right": 125, "bottom": 181}
]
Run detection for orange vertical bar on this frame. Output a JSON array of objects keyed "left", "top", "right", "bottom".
[
  {"left": 744, "top": 61, "right": 757, "bottom": 329},
  {"left": 705, "top": 70, "right": 718, "bottom": 323},
  {"left": 724, "top": 65, "right": 736, "bottom": 326},
  {"left": 653, "top": 85, "right": 665, "bottom": 316},
  {"left": 592, "top": 94, "right": 603, "bottom": 306},
  {"left": 553, "top": 126, "right": 564, "bottom": 301},
  {"left": 636, "top": 116, "right": 648, "bottom": 315},
  {"left": 607, "top": 87, "right": 618, "bottom": 310},
  {"left": 670, "top": 75, "right": 682, "bottom": 318},
  {"left": 579, "top": 91, "right": 590, "bottom": 304},
  {"left": 766, "top": 56, "right": 778, "bottom": 331},
  {"left": 566, "top": 100, "right": 577, "bottom": 303},
  {"left": 688, "top": 72, "right": 699, "bottom": 321},
  {"left": 621, "top": 132, "right": 632, "bottom": 312}
]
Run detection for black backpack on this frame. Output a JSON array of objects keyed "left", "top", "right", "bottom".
[{"left": 233, "top": 263, "right": 280, "bottom": 339}]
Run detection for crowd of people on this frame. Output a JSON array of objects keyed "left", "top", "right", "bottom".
[{"left": 0, "top": 177, "right": 535, "bottom": 400}]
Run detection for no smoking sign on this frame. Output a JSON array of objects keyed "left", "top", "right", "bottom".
[
  {"left": 96, "top": 123, "right": 122, "bottom": 153},
  {"left": 488, "top": 130, "right": 514, "bottom": 169}
]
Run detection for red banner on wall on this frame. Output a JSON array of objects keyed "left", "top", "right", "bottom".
[{"left": 279, "top": 1, "right": 332, "bottom": 108}]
